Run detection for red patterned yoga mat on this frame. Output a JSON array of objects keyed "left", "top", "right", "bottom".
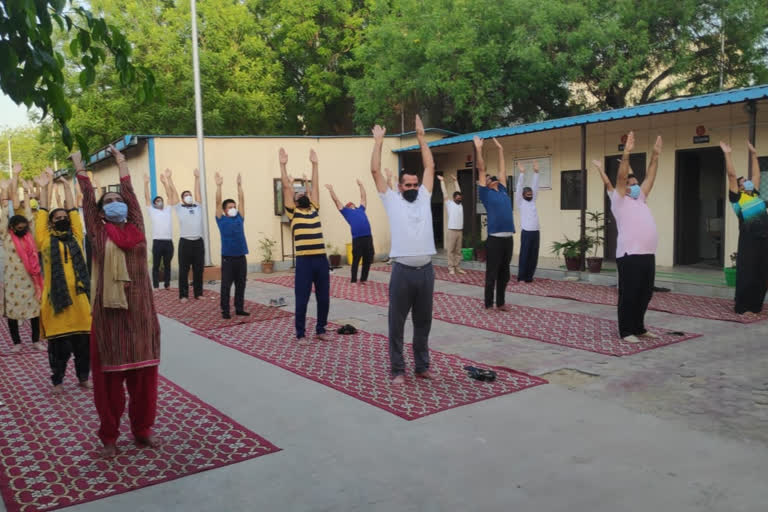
[
  {"left": 153, "top": 288, "right": 291, "bottom": 331},
  {"left": 0, "top": 353, "right": 280, "bottom": 512},
  {"left": 255, "top": 274, "right": 390, "bottom": 306},
  {"left": 194, "top": 316, "right": 546, "bottom": 420},
  {"left": 371, "top": 265, "right": 765, "bottom": 324},
  {"left": 431, "top": 292, "right": 701, "bottom": 356}
]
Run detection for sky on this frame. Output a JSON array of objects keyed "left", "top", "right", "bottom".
[{"left": 0, "top": 93, "right": 35, "bottom": 129}]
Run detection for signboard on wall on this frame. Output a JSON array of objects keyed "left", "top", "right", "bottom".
[{"left": 513, "top": 156, "right": 552, "bottom": 189}]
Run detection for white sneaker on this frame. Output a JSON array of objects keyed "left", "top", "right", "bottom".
[
  {"left": 10, "top": 344, "right": 22, "bottom": 353},
  {"left": 639, "top": 332, "right": 659, "bottom": 339},
  {"left": 448, "top": 268, "right": 456, "bottom": 275},
  {"left": 33, "top": 342, "right": 46, "bottom": 351},
  {"left": 622, "top": 335, "right": 642, "bottom": 344}
]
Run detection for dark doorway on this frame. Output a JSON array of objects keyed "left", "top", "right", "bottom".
[
  {"left": 674, "top": 148, "right": 725, "bottom": 267},
  {"left": 432, "top": 173, "right": 444, "bottom": 249},
  {"left": 603, "top": 153, "right": 646, "bottom": 260},
  {"left": 457, "top": 169, "right": 475, "bottom": 242}
]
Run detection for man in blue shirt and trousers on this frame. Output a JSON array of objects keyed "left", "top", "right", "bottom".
[
  {"left": 475, "top": 136, "right": 516, "bottom": 311},
  {"left": 215, "top": 171, "right": 250, "bottom": 319},
  {"left": 325, "top": 180, "right": 374, "bottom": 283}
]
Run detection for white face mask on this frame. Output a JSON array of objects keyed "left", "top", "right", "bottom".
[
  {"left": 227, "top": 208, "right": 238, "bottom": 217},
  {"left": 183, "top": 195, "right": 193, "bottom": 205}
]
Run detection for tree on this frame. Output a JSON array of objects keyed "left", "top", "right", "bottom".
[
  {"left": 565, "top": 0, "right": 768, "bottom": 109},
  {"left": 65, "top": 0, "right": 285, "bottom": 150},
  {"left": 0, "top": 0, "right": 154, "bottom": 154},
  {"left": 0, "top": 123, "right": 68, "bottom": 179},
  {"left": 348, "top": 0, "right": 576, "bottom": 133}
]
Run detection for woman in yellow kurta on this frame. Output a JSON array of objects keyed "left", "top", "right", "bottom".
[{"left": 34, "top": 169, "right": 92, "bottom": 394}]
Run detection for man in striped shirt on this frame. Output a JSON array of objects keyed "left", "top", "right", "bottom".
[{"left": 281, "top": 147, "right": 330, "bottom": 345}]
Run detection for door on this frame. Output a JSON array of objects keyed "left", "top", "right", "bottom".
[
  {"left": 603, "top": 153, "right": 646, "bottom": 260},
  {"left": 457, "top": 169, "right": 476, "bottom": 243}
]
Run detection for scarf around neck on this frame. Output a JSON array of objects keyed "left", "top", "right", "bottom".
[
  {"left": 11, "top": 231, "right": 43, "bottom": 301},
  {"left": 49, "top": 228, "right": 90, "bottom": 314},
  {"left": 98, "top": 222, "right": 144, "bottom": 309}
]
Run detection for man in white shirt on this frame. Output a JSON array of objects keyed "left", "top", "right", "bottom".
[
  {"left": 438, "top": 174, "right": 465, "bottom": 275},
  {"left": 144, "top": 173, "right": 174, "bottom": 289},
  {"left": 515, "top": 160, "right": 540, "bottom": 283},
  {"left": 164, "top": 168, "right": 206, "bottom": 302},
  {"left": 371, "top": 115, "right": 436, "bottom": 385}
]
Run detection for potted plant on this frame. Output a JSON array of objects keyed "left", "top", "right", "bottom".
[
  {"left": 585, "top": 210, "right": 605, "bottom": 273},
  {"left": 258, "top": 235, "right": 277, "bottom": 274},
  {"left": 328, "top": 244, "right": 342, "bottom": 268},
  {"left": 474, "top": 239, "right": 487, "bottom": 262},
  {"left": 724, "top": 252, "right": 737, "bottom": 287},
  {"left": 551, "top": 236, "right": 593, "bottom": 271}
]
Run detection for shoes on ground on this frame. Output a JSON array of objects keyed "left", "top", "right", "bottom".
[
  {"left": 448, "top": 269, "right": 456, "bottom": 275},
  {"left": 639, "top": 331, "right": 659, "bottom": 339},
  {"left": 456, "top": 268, "right": 466, "bottom": 274},
  {"left": 622, "top": 335, "right": 641, "bottom": 343},
  {"left": 236, "top": 310, "right": 250, "bottom": 316},
  {"left": 336, "top": 324, "right": 358, "bottom": 335},
  {"left": 33, "top": 342, "right": 46, "bottom": 351},
  {"left": 278, "top": 297, "right": 287, "bottom": 307},
  {"left": 10, "top": 344, "right": 21, "bottom": 353},
  {"left": 222, "top": 312, "right": 232, "bottom": 319}
]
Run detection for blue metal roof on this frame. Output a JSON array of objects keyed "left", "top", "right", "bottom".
[{"left": 394, "top": 84, "right": 768, "bottom": 153}]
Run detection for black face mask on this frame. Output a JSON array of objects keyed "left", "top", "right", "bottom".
[
  {"left": 524, "top": 196, "right": 533, "bottom": 202},
  {"left": 455, "top": 199, "right": 463, "bottom": 205},
  {"left": 296, "top": 196, "right": 311, "bottom": 209},
  {"left": 402, "top": 189, "right": 418, "bottom": 202},
  {"left": 53, "top": 218, "right": 71, "bottom": 232},
  {"left": 13, "top": 226, "right": 28, "bottom": 237}
]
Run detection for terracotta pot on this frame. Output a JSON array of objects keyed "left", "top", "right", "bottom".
[
  {"left": 586, "top": 257, "right": 603, "bottom": 273},
  {"left": 329, "top": 254, "right": 342, "bottom": 267},
  {"left": 261, "top": 261, "right": 274, "bottom": 274},
  {"left": 475, "top": 248, "right": 487, "bottom": 262},
  {"left": 564, "top": 256, "right": 581, "bottom": 271}
]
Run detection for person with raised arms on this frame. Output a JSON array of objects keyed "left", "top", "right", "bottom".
[
  {"left": 438, "top": 174, "right": 465, "bottom": 275},
  {"left": 143, "top": 173, "right": 174, "bottom": 290},
  {"left": 325, "top": 179, "right": 374, "bottom": 284},
  {"left": 371, "top": 115, "right": 436, "bottom": 385},
  {"left": 214, "top": 171, "right": 250, "bottom": 319},
  {"left": 515, "top": 160, "right": 541, "bottom": 283}
]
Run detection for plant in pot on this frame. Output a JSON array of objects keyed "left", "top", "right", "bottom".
[
  {"left": 551, "top": 236, "right": 593, "bottom": 271},
  {"left": 328, "top": 244, "right": 342, "bottom": 268},
  {"left": 474, "top": 239, "right": 487, "bottom": 262},
  {"left": 724, "top": 252, "right": 737, "bottom": 287},
  {"left": 258, "top": 235, "right": 277, "bottom": 274},
  {"left": 585, "top": 210, "right": 605, "bottom": 273}
]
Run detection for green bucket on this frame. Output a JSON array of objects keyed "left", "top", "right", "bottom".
[
  {"left": 461, "top": 248, "right": 474, "bottom": 261},
  {"left": 724, "top": 267, "right": 737, "bottom": 287}
]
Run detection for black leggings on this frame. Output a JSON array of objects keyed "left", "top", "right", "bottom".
[
  {"left": 8, "top": 317, "right": 40, "bottom": 344},
  {"left": 48, "top": 333, "right": 90, "bottom": 386}
]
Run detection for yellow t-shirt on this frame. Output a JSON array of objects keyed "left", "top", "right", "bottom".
[{"left": 285, "top": 201, "right": 326, "bottom": 257}]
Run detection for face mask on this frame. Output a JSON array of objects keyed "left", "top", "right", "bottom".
[
  {"left": 13, "top": 226, "right": 28, "bottom": 237},
  {"left": 629, "top": 184, "right": 641, "bottom": 199},
  {"left": 524, "top": 196, "right": 533, "bottom": 202},
  {"left": 227, "top": 208, "right": 238, "bottom": 217},
  {"left": 402, "top": 189, "right": 418, "bottom": 202},
  {"left": 296, "top": 196, "right": 311, "bottom": 209},
  {"left": 455, "top": 199, "right": 462, "bottom": 205},
  {"left": 104, "top": 201, "right": 128, "bottom": 222},
  {"left": 744, "top": 180, "right": 755, "bottom": 192},
  {"left": 53, "top": 218, "right": 71, "bottom": 232},
  {"left": 183, "top": 195, "right": 194, "bottom": 205},
  {"left": 154, "top": 201, "right": 164, "bottom": 209}
]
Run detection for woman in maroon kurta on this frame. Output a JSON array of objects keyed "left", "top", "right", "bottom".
[{"left": 75, "top": 146, "right": 161, "bottom": 457}]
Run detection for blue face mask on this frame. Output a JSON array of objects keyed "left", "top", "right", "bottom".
[
  {"left": 629, "top": 184, "right": 641, "bottom": 199},
  {"left": 743, "top": 180, "right": 755, "bottom": 192},
  {"left": 103, "top": 201, "right": 128, "bottom": 222}
]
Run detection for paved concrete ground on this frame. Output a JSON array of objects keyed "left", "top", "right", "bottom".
[{"left": 8, "top": 267, "right": 768, "bottom": 512}]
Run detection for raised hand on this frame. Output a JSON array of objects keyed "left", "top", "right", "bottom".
[
  {"left": 517, "top": 162, "right": 525, "bottom": 173},
  {"left": 70, "top": 151, "right": 85, "bottom": 171},
  {"left": 624, "top": 131, "right": 635, "bottom": 152},
  {"left": 214, "top": 172, "right": 223, "bottom": 186},
  {"left": 533, "top": 160, "right": 540, "bottom": 172},
  {"left": 653, "top": 135, "right": 663, "bottom": 154},
  {"left": 143, "top": 173, "right": 150, "bottom": 184},
  {"left": 437, "top": 175, "right": 444, "bottom": 182},
  {"left": 36, "top": 172, "right": 50, "bottom": 188},
  {"left": 279, "top": 148, "right": 288, "bottom": 165},
  {"left": 747, "top": 141, "right": 757, "bottom": 154},
  {"left": 719, "top": 141, "right": 732, "bottom": 154},
  {"left": 193, "top": 168, "right": 200, "bottom": 178},
  {"left": 372, "top": 125, "right": 386, "bottom": 141},
  {"left": 492, "top": 138, "right": 502, "bottom": 149},
  {"left": 159, "top": 173, "right": 167, "bottom": 184},
  {"left": 309, "top": 149, "right": 318, "bottom": 164},
  {"left": 237, "top": 173, "right": 242, "bottom": 186},
  {"left": 108, "top": 144, "right": 125, "bottom": 163},
  {"left": 473, "top": 136, "right": 483, "bottom": 150},
  {"left": 356, "top": 179, "right": 363, "bottom": 186},
  {"left": 591, "top": 159, "right": 603, "bottom": 171},
  {"left": 45, "top": 167, "right": 54, "bottom": 181},
  {"left": 415, "top": 115, "right": 425, "bottom": 137},
  {"left": 324, "top": 184, "right": 334, "bottom": 191},
  {"left": 164, "top": 168, "right": 172, "bottom": 179},
  {"left": 12, "top": 163, "right": 22, "bottom": 176}
]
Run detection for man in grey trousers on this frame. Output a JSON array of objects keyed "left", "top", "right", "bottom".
[{"left": 370, "top": 115, "right": 436, "bottom": 385}]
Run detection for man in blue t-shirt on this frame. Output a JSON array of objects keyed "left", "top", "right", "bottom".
[
  {"left": 475, "top": 136, "right": 516, "bottom": 310},
  {"left": 325, "top": 180, "right": 374, "bottom": 283},
  {"left": 214, "top": 172, "right": 249, "bottom": 319}
]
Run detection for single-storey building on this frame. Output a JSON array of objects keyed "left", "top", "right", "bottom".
[{"left": 86, "top": 84, "right": 768, "bottom": 271}]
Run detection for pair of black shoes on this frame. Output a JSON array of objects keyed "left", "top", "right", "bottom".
[
  {"left": 464, "top": 366, "right": 497, "bottom": 382},
  {"left": 336, "top": 324, "right": 358, "bottom": 335},
  {"left": 222, "top": 311, "right": 250, "bottom": 319}
]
